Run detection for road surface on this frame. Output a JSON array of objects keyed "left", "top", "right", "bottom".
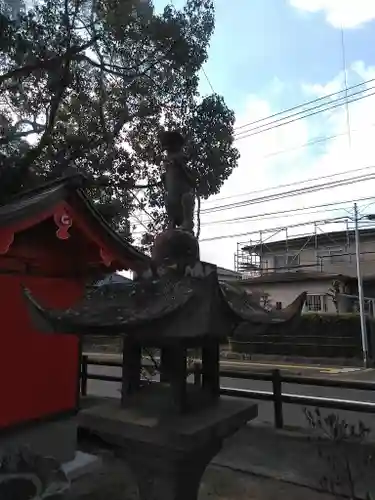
[{"left": 84, "top": 355, "right": 375, "bottom": 433}]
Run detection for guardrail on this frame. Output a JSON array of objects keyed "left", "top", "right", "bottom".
[{"left": 80, "top": 355, "right": 375, "bottom": 429}]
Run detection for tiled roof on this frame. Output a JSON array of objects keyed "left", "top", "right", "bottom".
[{"left": 242, "top": 228, "right": 375, "bottom": 253}]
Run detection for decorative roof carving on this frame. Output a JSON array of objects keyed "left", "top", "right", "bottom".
[{"left": 0, "top": 173, "right": 149, "bottom": 270}]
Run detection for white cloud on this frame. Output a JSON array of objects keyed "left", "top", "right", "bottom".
[
  {"left": 290, "top": 0, "right": 375, "bottom": 28},
  {"left": 214, "top": 94, "right": 310, "bottom": 195},
  {"left": 302, "top": 75, "right": 343, "bottom": 98},
  {"left": 199, "top": 61, "right": 375, "bottom": 270}
]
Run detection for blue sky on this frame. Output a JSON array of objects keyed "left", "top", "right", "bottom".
[
  {"left": 150, "top": 1, "right": 375, "bottom": 268},
  {"left": 201, "top": 0, "right": 345, "bottom": 109},
  {"left": 155, "top": 0, "right": 375, "bottom": 113}
]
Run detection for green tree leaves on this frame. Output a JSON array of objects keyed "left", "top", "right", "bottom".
[{"left": 0, "top": 0, "right": 239, "bottom": 244}]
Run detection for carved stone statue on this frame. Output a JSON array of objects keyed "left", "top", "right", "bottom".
[{"left": 160, "top": 131, "right": 196, "bottom": 233}]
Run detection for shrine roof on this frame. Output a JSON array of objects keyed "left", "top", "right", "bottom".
[
  {"left": 0, "top": 174, "right": 150, "bottom": 268},
  {"left": 23, "top": 263, "right": 307, "bottom": 339},
  {"left": 24, "top": 272, "right": 208, "bottom": 338}
]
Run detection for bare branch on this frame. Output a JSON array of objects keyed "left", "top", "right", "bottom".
[
  {"left": 0, "top": 119, "right": 45, "bottom": 145},
  {"left": 76, "top": 53, "right": 140, "bottom": 78},
  {"left": 0, "top": 36, "right": 100, "bottom": 85},
  {"left": 13, "top": 16, "right": 88, "bottom": 172},
  {"left": 14, "top": 119, "right": 45, "bottom": 132},
  {"left": 132, "top": 182, "right": 162, "bottom": 189}
]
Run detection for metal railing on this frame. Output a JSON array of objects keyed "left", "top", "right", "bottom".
[{"left": 80, "top": 355, "right": 375, "bottom": 429}]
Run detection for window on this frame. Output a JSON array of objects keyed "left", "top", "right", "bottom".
[
  {"left": 305, "top": 294, "right": 328, "bottom": 313},
  {"left": 275, "top": 301, "right": 282, "bottom": 310},
  {"left": 274, "top": 254, "right": 300, "bottom": 270}
]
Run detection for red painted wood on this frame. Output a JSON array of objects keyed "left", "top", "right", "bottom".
[
  {"left": 0, "top": 204, "right": 63, "bottom": 244},
  {"left": 53, "top": 205, "right": 73, "bottom": 240},
  {"left": 0, "top": 199, "right": 135, "bottom": 270},
  {"left": 66, "top": 198, "right": 133, "bottom": 270},
  {"left": 0, "top": 273, "right": 83, "bottom": 428},
  {"left": 0, "top": 230, "right": 14, "bottom": 255},
  {"left": 0, "top": 192, "right": 143, "bottom": 428}
]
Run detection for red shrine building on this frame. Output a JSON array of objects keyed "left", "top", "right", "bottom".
[{"left": 0, "top": 174, "right": 149, "bottom": 431}]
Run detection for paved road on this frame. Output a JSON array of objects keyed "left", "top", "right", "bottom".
[{"left": 84, "top": 356, "right": 375, "bottom": 433}]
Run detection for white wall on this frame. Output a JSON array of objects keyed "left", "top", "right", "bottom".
[{"left": 242, "top": 279, "right": 336, "bottom": 312}]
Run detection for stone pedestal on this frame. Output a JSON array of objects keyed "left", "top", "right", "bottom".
[
  {"left": 151, "top": 229, "right": 200, "bottom": 268},
  {"left": 78, "top": 391, "right": 258, "bottom": 500},
  {"left": 125, "top": 439, "right": 221, "bottom": 500}
]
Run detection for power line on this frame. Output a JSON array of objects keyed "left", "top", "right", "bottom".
[
  {"left": 169, "top": 0, "right": 215, "bottom": 95},
  {"left": 132, "top": 207, "right": 344, "bottom": 235},
  {"left": 130, "top": 192, "right": 375, "bottom": 240},
  {"left": 204, "top": 207, "right": 341, "bottom": 226},
  {"left": 205, "top": 174, "right": 375, "bottom": 214},
  {"left": 131, "top": 177, "right": 375, "bottom": 230},
  {"left": 234, "top": 77, "right": 375, "bottom": 133},
  {"left": 201, "top": 171, "right": 375, "bottom": 215},
  {"left": 203, "top": 165, "right": 375, "bottom": 206},
  {"left": 340, "top": 24, "right": 351, "bottom": 150},
  {"left": 202, "top": 67, "right": 215, "bottom": 93},
  {"left": 201, "top": 200, "right": 361, "bottom": 227},
  {"left": 201, "top": 196, "right": 375, "bottom": 227},
  {"left": 250, "top": 129, "right": 346, "bottom": 160},
  {"left": 200, "top": 217, "right": 351, "bottom": 242},
  {"left": 199, "top": 199, "right": 375, "bottom": 243},
  {"left": 128, "top": 72, "right": 375, "bottom": 229},
  {"left": 201, "top": 212, "right": 375, "bottom": 243},
  {"left": 127, "top": 80, "right": 375, "bottom": 221},
  {"left": 235, "top": 121, "right": 375, "bottom": 166},
  {"left": 234, "top": 87, "right": 375, "bottom": 142},
  {"left": 131, "top": 174, "right": 375, "bottom": 241}
]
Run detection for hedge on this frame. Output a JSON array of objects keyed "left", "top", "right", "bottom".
[{"left": 230, "top": 313, "right": 375, "bottom": 359}]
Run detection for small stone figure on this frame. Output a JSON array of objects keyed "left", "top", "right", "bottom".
[{"left": 160, "top": 131, "right": 196, "bottom": 233}]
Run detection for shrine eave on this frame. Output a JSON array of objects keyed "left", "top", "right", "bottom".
[
  {"left": 0, "top": 174, "right": 84, "bottom": 226},
  {"left": 220, "top": 284, "right": 307, "bottom": 324},
  {"left": 0, "top": 174, "right": 150, "bottom": 270},
  {"left": 22, "top": 271, "right": 233, "bottom": 340},
  {"left": 22, "top": 266, "right": 307, "bottom": 341}
]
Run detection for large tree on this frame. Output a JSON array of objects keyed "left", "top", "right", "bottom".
[{"left": 0, "top": 0, "right": 239, "bottom": 243}]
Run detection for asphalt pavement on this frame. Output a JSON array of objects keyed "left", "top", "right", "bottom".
[{"left": 84, "top": 354, "right": 375, "bottom": 434}]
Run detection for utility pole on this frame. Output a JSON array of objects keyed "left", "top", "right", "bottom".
[{"left": 354, "top": 203, "right": 369, "bottom": 367}]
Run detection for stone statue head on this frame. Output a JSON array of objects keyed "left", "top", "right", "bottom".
[{"left": 159, "top": 130, "right": 185, "bottom": 154}]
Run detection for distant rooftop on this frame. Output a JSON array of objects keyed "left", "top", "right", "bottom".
[
  {"left": 242, "top": 227, "right": 375, "bottom": 254},
  {"left": 235, "top": 271, "right": 354, "bottom": 285},
  {"left": 216, "top": 266, "right": 242, "bottom": 279}
]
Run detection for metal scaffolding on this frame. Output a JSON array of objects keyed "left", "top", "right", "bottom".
[{"left": 234, "top": 219, "right": 357, "bottom": 276}]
